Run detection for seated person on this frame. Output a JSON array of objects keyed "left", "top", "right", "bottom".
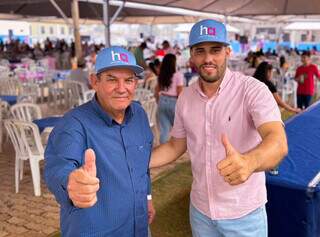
[{"left": 253, "top": 61, "right": 301, "bottom": 114}]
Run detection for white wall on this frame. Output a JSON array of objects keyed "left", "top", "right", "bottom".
[{"left": 0, "top": 20, "right": 30, "bottom": 36}]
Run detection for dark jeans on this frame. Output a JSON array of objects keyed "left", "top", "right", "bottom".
[
  {"left": 297, "top": 95, "right": 313, "bottom": 109},
  {"left": 184, "top": 72, "right": 198, "bottom": 86}
]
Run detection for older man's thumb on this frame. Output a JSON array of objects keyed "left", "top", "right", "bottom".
[{"left": 83, "top": 148, "right": 96, "bottom": 177}]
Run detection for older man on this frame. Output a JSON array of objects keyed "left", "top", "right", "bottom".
[
  {"left": 45, "top": 46, "right": 155, "bottom": 237},
  {"left": 150, "top": 19, "right": 288, "bottom": 237}
]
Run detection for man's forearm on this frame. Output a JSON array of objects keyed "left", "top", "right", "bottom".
[
  {"left": 244, "top": 131, "right": 288, "bottom": 172},
  {"left": 150, "top": 138, "right": 187, "bottom": 168}
]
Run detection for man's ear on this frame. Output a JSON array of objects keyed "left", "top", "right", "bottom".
[
  {"left": 225, "top": 46, "right": 231, "bottom": 57},
  {"left": 189, "top": 49, "right": 194, "bottom": 64},
  {"left": 133, "top": 78, "right": 138, "bottom": 89},
  {"left": 90, "top": 73, "right": 98, "bottom": 89}
]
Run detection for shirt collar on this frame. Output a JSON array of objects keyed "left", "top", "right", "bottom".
[
  {"left": 91, "top": 95, "right": 134, "bottom": 126},
  {"left": 193, "top": 68, "right": 233, "bottom": 98},
  {"left": 218, "top": 68, "right": 232, "bottom": 94}
]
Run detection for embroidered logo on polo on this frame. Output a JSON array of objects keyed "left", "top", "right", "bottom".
[
  {"left": 111, "top": 50, "right": 129, "bottom": 63},
  {"left": 200, "top": 25, "right": 216, "bottom": 36}
]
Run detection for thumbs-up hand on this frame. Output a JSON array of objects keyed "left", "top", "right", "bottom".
[
  {"left": 217, "top": 134, "right": 255, "bottom": 186},
  {"left": 67, "top": 149, "right": 100, "bottom": 208},
  {"left": 82, "top": 149, "right": 97, "bottom": 177}
]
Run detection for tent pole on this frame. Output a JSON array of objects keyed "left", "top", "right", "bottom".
[
  {"left": 71, "top": 0, "right": 82, "bottom": 60},
  {"left": 49, "top": 0, "right": 70, "bottom": 25},
  {"left": 110, "top": 0, "right": 125, "bottom": 25},
  {"left": 103, "top": 0, "right": 110, "bottom": 47}
]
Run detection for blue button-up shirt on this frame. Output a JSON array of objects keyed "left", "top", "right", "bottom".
[{"left": 44, "top": 96, "right": 153, "bottom": 237}]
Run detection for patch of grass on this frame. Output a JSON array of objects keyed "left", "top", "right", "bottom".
[
  {"left": 281, "top": 109, "right": 294, "bottom": 121},
  {"left": 150, "top": 161, "right": 193, "bottom": 237},
  {"left": 48, "top": 232, "right": 60, "bottom": 237},
  {"left": 281, "top": 96, "right": 320, "bottom": 122}
]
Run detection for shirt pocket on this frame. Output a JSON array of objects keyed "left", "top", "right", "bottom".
[{"left": 127, "top": 142, "right": 152, "bottom": 177}]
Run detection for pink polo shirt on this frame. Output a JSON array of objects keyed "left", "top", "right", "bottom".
[{"left": 171, "top": 68, "right": 282, "bottom": 220}]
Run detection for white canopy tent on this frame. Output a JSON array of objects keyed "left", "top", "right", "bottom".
[
  {"left": 131, "top": 0, "right": 320, "bottom": 18},
  {"left": 1, "top": 0, "right": 320, "bottom": 58},
  {"left": 174, "top": 23, "right": 240, "bottom": 33},
  {"left": 284, "top": 22, "right": 320, "bottom": 30}
]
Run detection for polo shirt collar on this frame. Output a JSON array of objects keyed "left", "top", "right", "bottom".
[
  {"left": 218, "top": 68, "right": 232, "bottom": 94},
  {"left": 91, "top": 95, "right": 134, "bottom": 126}
]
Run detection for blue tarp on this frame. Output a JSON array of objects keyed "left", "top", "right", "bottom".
[
  {"left": 263, "top": 41, "right": 277, "bottom": 53},
  {"left": 0, "top": 95, "right": 17, "bottom": 105},
  {"left": 266, "top": 102, "right": 320, "bottom": 237},
  {"left": 33, "top": 116, "right": 62, "bottom": 133},
  {"left": 230, "top": 40, "right": 241, "bottom": 54},
  {"left": 296, "top": 43, "right": 320, "bottom": 51}
]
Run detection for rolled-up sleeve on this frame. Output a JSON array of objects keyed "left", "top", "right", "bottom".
[{"left": 246, "top": 81, "right": 282, "bottom": 128}]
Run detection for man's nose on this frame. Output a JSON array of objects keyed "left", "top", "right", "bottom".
[
  {"left": 115, "top": 80, "right": 126, "bottom": 92},
  {"left": 204, "top": 52, "right": 214, "bottom": 64}
]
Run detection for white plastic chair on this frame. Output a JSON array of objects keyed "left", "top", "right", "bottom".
[
  {"left": 19, "top": 83, "right": 40, "bottom": 104},
  {"left": 10, "top": 103, "right": 42, "bottom": 122},
  {"left": 0, "top": 78, "right": 21, "bottom": 95},
  {"left": 142, "top": 97, "right": 157, "bottom": 128},
  {"left": 0, "top": 59, "right": 10, "bottom": 66},
  {"left": 134, "top": 88, "right": 154, "bottom": 102},
  {"left": 4, "top": 119, "right": 44, "bottom": 196},
  {"left": 10, "top": 103, "right": 53, "bottom": 145},
  {"left": 63, "top": 80, "right": 87, "bottom": 108},
  {"left": 0, "top": 101, "right": 10, "bottom": 152},
  {"left": 47, "top": 81, "right": 64, "bottom": 109},
  {"left": 0, "top": 65, "right": 10, "bottom": 75},
  {"left": 281, "top": 79, "right": 298, "bottom": 108},
  {"left": 144, "top": 78, "right": 158, "bottom": 94},
  {"left": 83, "top": 89, "right": 95, "bottom": 103}
]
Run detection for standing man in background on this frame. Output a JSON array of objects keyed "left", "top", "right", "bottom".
[{"left": 295, "top": 51, "right": 320, "bottom": 109}]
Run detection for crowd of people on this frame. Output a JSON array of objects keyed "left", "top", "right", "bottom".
[{"left": 0, "top": 38, "right": 103, "bottom": 70}]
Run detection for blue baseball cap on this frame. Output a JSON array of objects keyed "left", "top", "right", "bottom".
[
  {"left": 189, "top": 19, "right": 229, "bottom": 47},
  {"left": 95, "top": 46, "right": 144, "bottom": 75}
]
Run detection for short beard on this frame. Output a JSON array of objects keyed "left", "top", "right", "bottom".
[{"left": 198, "top": 59, "right": 227, "bottom": 83}]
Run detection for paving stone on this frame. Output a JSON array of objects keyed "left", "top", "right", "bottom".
[
  {"left": 41, "top": 226, "right": 57, "bottom": 235},
  {"left": 0, "top": 231, "right": 8, "bottom": 237},
  {"left": 7, "top": 217, "right": 27, "bottom": 225},
  {"left": 24, "top": 222, "right": 45, "bottom": 232}
]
